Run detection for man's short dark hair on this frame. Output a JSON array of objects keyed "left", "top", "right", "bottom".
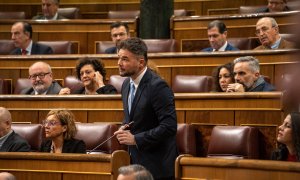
[
  {"left": 118, "top": 37, "right": 148, "bottom": 63},
  {"left": 23, "top": 22, "right": 33, "bottom": 39},
  {"left": 118, "top": 164, "right": 154, "bottom": 180},
  {"left": 207, "top": 20, "right": 227, "bottom": 34},
  {"left": 110, "top": 21, "right": 129, "bottom": 34}
]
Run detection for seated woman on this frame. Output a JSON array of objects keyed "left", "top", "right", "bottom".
[
  {"left": 212, "top": 62, "right": 234, "bottom": 92},
  {"left": 60, "top": 57, "right": 117, "bottom": 94},
  {"left": 40, "top": 109, "right": 86, "bottom": 153},
  {"left": 271, "top": 112, "right": 300, "bottom": 162}
]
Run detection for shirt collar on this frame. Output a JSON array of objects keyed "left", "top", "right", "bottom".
[
  {"left": 271, "top": 37, "right": 281, "bottom": 49},
  {"left": 47, "top": 13, "right": 59, "bottom": 20},
  {"left": 214, "top": 41, "right": 228, "bottom": 51},
  {"left": 130, "top": 67, "right": 147, "bottom": 91}
]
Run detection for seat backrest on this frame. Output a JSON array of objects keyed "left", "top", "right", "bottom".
[
  {"left": 0, "top": 79, "right": 12, "bottom": 94},
  {"left": 107, "top": 10, "right": 140, "bottom": 19},
  {"left": 172, "top": 75, "right": 213, "bottom": 93},
  {"left": 280, "top": 33, "right": 297, "bottom": 43},
  {"left": 176, "top": 124, "right": 197, "bottom": 156},
  {"left": 207, "top": 126, "right": 260, "bottom": 159},
  {"left": 174, "top": 9, "right": 187, "bottom": 16},
  {"left": 108, "top": 75, "right": 127, "bottom": 93},
  {"left": 75, "top": 123, "right": 123, "bottom": 154},
  {"left": 14, "top": 78, "right": 31, "bottom": 94},
  {"left": 0, "top": 11, "right": 26, "bottom": 19},
  {"left": 58, "top": 7, "right": 81, "bottom": 19},
  {"left": 228, "top": 38, "right": 259, "bottom": 50},
  {"left": 64, "top": 76, "right": 84, "bottom": 94},
  {"left": 38, "top": 41, "right": 73, "bottom": 54},
  {"left": 239, "top": 5, "right": 266, "bottom": 14},
  {"left": 0, "top": 40, "right": 16, "bottom": 55},
  {"left": 95, "top": 41, "right": 115, "bottom": 54},
  {"left": 11, "top": 124, "right": 43, "bottom": 151},
  {"left": 144, "top": 39, "right": 178, "bottom": 53}
]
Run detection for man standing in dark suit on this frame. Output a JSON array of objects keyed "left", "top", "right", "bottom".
[
  {"left": 20, "top": 61, "right": 62, "bottom": 95},
  {"left": 201, "top": 20, "right": 239, "bottom": 52},
  {"left": 105, "top": 22, "right": 130, "bottom": 54},
  {"left": 10, "top": 22, "right": 53, "bottom": 55},
  {"left": 32, "top": 0, "right": 67, "bottom": 20},
  {"left": 114, "top": 37, "right": 178, "bottom": 180},
  {"left": 0, "top": 107, "right": 31, "bottom": 152}
]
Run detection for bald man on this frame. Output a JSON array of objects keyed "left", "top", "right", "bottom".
[
  {"left": 0, "top": 107, "right": 30, "bottom": 152},
  {"left": 0, "top": 172, "right": 16, "bottom": 180},
  {"left": 32, "top": 0, "right": 67, "bottom": 20},
  {"left": 254, "top": 17, "right": 295, "bottom": 50},
  {"left": 21, "top": 61, "right": 62, "bottom": 95}
]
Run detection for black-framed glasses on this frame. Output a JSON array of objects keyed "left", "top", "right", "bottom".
[
  {"left": 41, "top": 120, "right": 61, "bottom": 127},
  {"left": 28, "top": 72, "right": 51, "bottom": 80}
]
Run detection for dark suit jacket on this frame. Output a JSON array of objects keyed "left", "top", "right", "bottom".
[
  {"left": 254, "top": 39, "right": 295, "bottom": 50},
  {"left": 121, "top": 69, "right": 178, "bottom": 179},
  {"left": 104, "top": 46, "right": 117, "bottom": 54},
  {"left": 73, "top": 84, "right": 117, "bottom": 94},
  {"left": 32, "top": 14, "right": 67, "bottom": 20},
  {"left": 201, "top": 43, "right": 239, "bottom": 52},
  {"left": 0, "top": 131, "right": 31, "bottom": 152},
  {"left": 10, "top": 42, "right": 53, "bottom": 55},
  {"left": 256, "top": 6, "right": 290, "bottom": 13},
  {"left": 20, "top": 81, "right": 62, "bottom": 95},
  {"left": 40, "top": 139, "right": 86, "bottom": 153}
]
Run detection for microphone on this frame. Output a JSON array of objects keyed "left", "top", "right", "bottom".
[{"left": 87, "top": 121, "right": 134, "bottom": 154}]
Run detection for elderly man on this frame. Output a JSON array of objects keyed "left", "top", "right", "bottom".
[
  {"left": 21, "top": 61, "right": 62, "bottom": 95},
  {"left": 257, "top": 0, "right": 290, "bottom": 13},
  {"left": 0, "top": 107, "right": 31, "bottom": 152},
  {"left": 254, "top": 17, "right": 295, "bottom": 50},
  {"left": 226, "top": 56, "right": 275, "bottom": 92},
  {"left": 202, "top": 20, "right": 239, "bottom": 52},
  {"left": 105, "top": 22, "right": 130, "bottom": 54},
  {"left": 33, "top": 0, "right": 66, "bottom": 20},
  {"left": 10, "top": 22, "right": 53, "bottom": 55},
  {"left": 117, "top": 165, "right": 153, "bottom": 180}
]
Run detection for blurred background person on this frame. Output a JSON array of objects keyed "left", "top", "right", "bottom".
[
  {"left": 105, "top": 22, "right": 130, "bottom": 54},
  {"left": 117, "top": 164, "right": 154, "bottom": 180},
  {"left": 271, "top": 112, "right": 300, "bottom": 162},
  {"left": 32, "top": 0, "right": 67, "bottom": 20},
  {"left": 40, "top": 109, "right": 86, "bottom": 153},
  {"left": 257, "top": 0, "right": 290, "bottom": 13},
  {"left": 212, "top": 62, "right": 234, "bottom": 92}
]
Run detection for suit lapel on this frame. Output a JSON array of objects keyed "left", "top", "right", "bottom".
[{"left": 122, "top": 78, "right": 130, "bottom": 122}]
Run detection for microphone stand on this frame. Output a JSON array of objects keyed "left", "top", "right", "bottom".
[{"left": 87, "top": 121, "right": 134, "bottom": 154}]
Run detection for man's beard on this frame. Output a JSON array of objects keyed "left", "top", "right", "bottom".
[{"left": 33, "top": 81, "right": 48, "bottom": 94}]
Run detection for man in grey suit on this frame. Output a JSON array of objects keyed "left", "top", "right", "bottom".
[
  {"left": 114, "top": 38, "right": 178, "bottom": 180},
  {"left": 32, "top": 0, "right": 67, "bottom": 20},
  {"left": 10, "top": 22, "right": 53, "bottom": 55},
  {"left": 21, "top": 61, "right": 62, "bottom": 95}
]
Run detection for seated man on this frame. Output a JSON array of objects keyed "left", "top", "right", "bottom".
[
  {"left": 257, "top": 0, "right": 290, "bottom": 13},
  {"left": 10, "top": 22, "right": 53, "bottom": 55},
  {"left": 21, "top": 61, "right": 62, "bottom": 95},
  {"left": 105, "top": 22, "right": 130, "bottom": 54},
  {"left": 32, "top": 0, "right": 67, "bottom": 20},
  {"left": 226, "top": 56, "right": 275, "bottom": 92},
  {"left": 117, "top": 164, "right": 154, "bottom": 180},
  {"left": 254, "top": 17, "right": 295, "bottom": 50},
  {"left": 0, "top": 107, "right": 31, "bottom": 152},
  {"left": 201, "top": 20, "right": 239, "bottom": 52}
]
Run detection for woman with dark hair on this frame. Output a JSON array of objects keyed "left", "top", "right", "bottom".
[
  {"left": 271, "top": 112, "right": 300, "bottom": 162},
  {"left": 212, "top": 62, "right": 234, "bottom": 92},
  {"left": 60, "top": 57, "right": 117, "bottom": 94},
  {"left": 40, "top": 109, "right": 86, "bottom": 153}
]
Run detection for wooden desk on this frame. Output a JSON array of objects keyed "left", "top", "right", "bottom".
[
  {"left": 0, "top": 151, "right": 130, "bottom": 180},
  {"left": 0, "top": 92, "right": 284, "bottom": 158},
  {"left": 0, "top": 49, "right": 298, "bottom": 91},
  {"left": 171, "top": 11, "right": 300, "bottom": 49},
  {"left": 175, "top": 155, "right": 300, "bottom": 180},
  {"left": 0, "top": 19, "right": 138, "bottom": 54}
]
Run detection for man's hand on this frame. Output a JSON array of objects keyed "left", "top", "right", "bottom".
[
  {"left": 226, "top": 83, "right": 245, "bottom": 92},
  {"left": 114, "top": 129, "right": 136, "bottom": 145},
  {"left": 59, "top": 87, "right": 71, "bottom": 95}
]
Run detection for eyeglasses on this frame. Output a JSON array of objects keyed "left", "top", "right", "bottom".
[
  {"left": 29, "top": 72, "right": 51, "bottom": 80},
  {"left": 111, "top": 32, "right": 126, "bottom": 38},
  {"left": 42, "top": 120, "right": 61, "bottom": 127}
]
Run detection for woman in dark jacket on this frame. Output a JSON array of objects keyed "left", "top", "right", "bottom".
[
  {"left": 40, "top": 109, "right": 86, "bottom": 153},
  {"left": 212, "top": 62, "right": 234, "bottom": 92}
]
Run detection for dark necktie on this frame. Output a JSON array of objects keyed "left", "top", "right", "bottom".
[{"left": 21, "top": 49, "right": 27, "bottom": 55}]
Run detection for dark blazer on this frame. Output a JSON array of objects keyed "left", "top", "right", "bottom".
[
  {"left": 201, "top": 43, "right": 239, "bottom": 52},
  {"left": 121, "top": 69, "right": 178, "bottom": 179},
  {"left": 10, "top": 42, "right": 53, "bottom": 55},
  {"left": 20, "top": 81, "right": 62, "bottom": 95},
  {"left": 254, "top": 39, "right": 295, "bottom": 50},
  {"left": 0, "top": 131, "right": 31, "bottom": 152},
  {"left": 249, "top": 81, "right": 275, "bottom": 92},
  {"left": 40, "top": 139, "right": 86, "bottom": 153},
  {"left": 32, "top": 14, "right": 67, "bottom": 20},
  {"left": 104, "top": 46, "right": 117, "bottom": 54},
  {"left": 73, "top": 84, "right": 117, "bottom": 94}
]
